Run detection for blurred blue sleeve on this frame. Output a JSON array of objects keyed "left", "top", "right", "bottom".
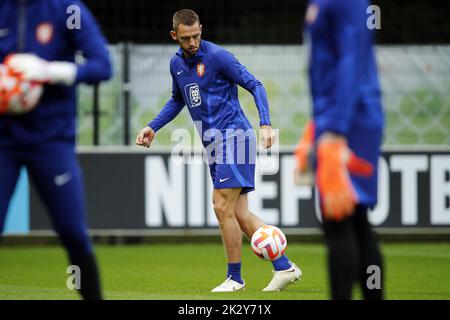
[
  {"left": 318, "top": 1, "right": 363, "bottom": 135},
  {"left": 218, "top": 50, "right": 271, "bottom": 126},
  {"left": 148, "top": 73, "right": 185, "bottom": 132},
  {"left": 69, "top": 1, "right": 112, "bottom": 84}
]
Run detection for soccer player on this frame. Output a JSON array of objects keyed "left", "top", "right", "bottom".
[
  {"left": 136, "top": 9, "right": 302, "bottom": 292},
  {"left": 0, "top": 0, "right": 112, "bottom": 300},
  {"left": 294, "top": 0, "right": 384, "bottom": 299}
]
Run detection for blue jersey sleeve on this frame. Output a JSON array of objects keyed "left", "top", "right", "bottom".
[
  {"left": 217, "top": 50, "right": 271, "bottom": 126},
  {"left": 318, "top": 0, "right": 363, "bottom": 135},
  {"left": 148, "top": 69, "right": 185, "bottom": 132},
  {"left": 68, "top": 1, "right": 112, "bottom": 84}
]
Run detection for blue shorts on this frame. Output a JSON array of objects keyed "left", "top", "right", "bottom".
[{"left": 207, "top": 134, "right": 257, "bottom": 194}]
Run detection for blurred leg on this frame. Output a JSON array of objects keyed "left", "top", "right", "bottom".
[
  {"left": 353, "top": 206, "right": 384, "bottom": 300},
  {"left": 26, "top": 147, "right": 101, "bottom": 300},
  {"left": 0, "top": 149, "right": 21, "bottom": 233},
  {"left": 322, "top": 215, "right": 359, "bottom": 300}
]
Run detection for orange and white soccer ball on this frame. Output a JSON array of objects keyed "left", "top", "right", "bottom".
[
  {"left": 0, "top": 64, "right": 43, "bottom": 115},
  {"left": 251, "top": 225, "right": 287, "bottom": 261}
]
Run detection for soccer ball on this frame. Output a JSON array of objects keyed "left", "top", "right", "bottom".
[
  {"left": 0, "top": 64, "right": 43, "bottom": 115},
  {"left": 251, "top": 225, "right": 287, "bottom": 261}
]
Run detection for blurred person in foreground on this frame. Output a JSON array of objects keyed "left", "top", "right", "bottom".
[
  {"left": 294, "top": 0, "right": 384, "bottom": 299},
  {"left": 137, "top": 9, "right": 302, "bottom": 292},
  {"left": 0, "top": 0, "right": 112, "bottom": 299}
]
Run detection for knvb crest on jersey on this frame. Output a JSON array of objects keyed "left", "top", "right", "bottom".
[
  {"left": 196, "top": 63, "right": 205, "bottom": 77},
  {"left": 305, "top": 4, "right": 319, "bottom": 25},
  {"left": 185, "top": 83, "right": 202, "bottom": 108},
  {"left": 36, "top": 22, "right": 53, "bottom": 45}
]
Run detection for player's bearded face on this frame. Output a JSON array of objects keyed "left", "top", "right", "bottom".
[{"left": 172, "top": 23, "right": 202, "bottom": 57}]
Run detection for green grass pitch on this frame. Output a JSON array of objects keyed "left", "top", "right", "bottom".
[{"left": 0, "top": 242, "right": 449, "bottom": 300}]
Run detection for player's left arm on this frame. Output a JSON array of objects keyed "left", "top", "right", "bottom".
[
  {"left": 218, "top": 49, "right": 274, "bottom": 148},
  {"left": 6, "top": 1, "right": 112, "bottom": 86}
]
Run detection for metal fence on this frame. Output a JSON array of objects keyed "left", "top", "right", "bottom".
[{"left": 77, "top": 44, "right": 450, "bottom": 147}]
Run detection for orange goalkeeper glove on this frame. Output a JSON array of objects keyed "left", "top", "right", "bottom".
[
  {"left": 293, "top": 120, "right": 315, "bottom": 185},
  {"left": 316, "top": 135, "right": 374, "bottom": 222}
]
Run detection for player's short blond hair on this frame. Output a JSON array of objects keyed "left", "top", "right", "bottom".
[{"left": 173, "top": 9, "right": 200, "bottom": 31}]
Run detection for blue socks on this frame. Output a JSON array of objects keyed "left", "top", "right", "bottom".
[
  {"left": 226, "top": 257, "right": 291, "bottom": 284},
  {"left": 227, "top": 262, "right": 244, "bottom": 284},
  {"left": 271, "top": 255, "right": 292, "bottom": 271}
]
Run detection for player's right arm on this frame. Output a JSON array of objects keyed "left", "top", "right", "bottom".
[
  {"left": 136, "top": 66, "right": 185, "bottom": 148},
  {"left": 136, "top": 125, "right": 155, "bottom": 148}
]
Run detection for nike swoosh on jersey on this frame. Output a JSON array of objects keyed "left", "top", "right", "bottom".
[{"left": 219, "top": 177, "right": 230, "bottom": 183}]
